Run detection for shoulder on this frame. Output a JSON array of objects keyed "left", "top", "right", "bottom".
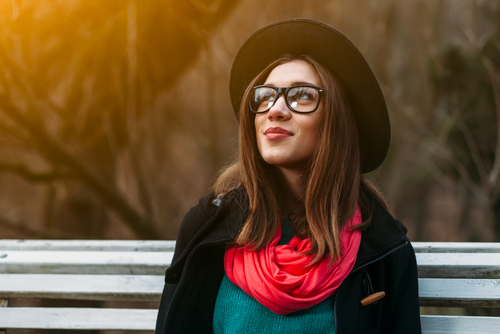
[
  {"left": 357, "top": 196, "right": 409, "bottom": 260},
  {"left": 173, "top": 187, "right": 247, "bottom": 260},
  {"left": 173, "top": 192, "right": 219, "bottom": 258},
  {"left": 371, "top": 195, "right": 408, "bottom": 235}
]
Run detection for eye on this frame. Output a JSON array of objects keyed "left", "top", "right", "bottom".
[
  {"left": 288, "top": 87, "right": 319, "bottom": 101},
  {"left": 286, "top": 86, "right": 321, "bottom": 111},
  {"left": 257, "top": 90, "right": 275, "bottom": 103},
  {"left": 288, "top": 87, "right": 318, "bottom": 103},
  {"left": 251, "top": 87, "right": 277, "bottom": 112}
]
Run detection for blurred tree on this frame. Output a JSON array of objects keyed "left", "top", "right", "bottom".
[
  {"left": 430, "top": 6, "right": 500, "bottom": 239},
  {"left": 0, "top": 0, "right": 238, "bottom": 239},
  {"left": 0, "top": 0, "right": 498, "bottom": 244}
]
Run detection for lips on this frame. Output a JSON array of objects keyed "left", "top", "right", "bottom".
[{"left": 264, "top": 127, "right": 293, "bottom": 140}]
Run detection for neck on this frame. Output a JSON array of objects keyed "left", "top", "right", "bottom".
[{"left": 274, "top": 166, "right": 306, "bottom": 218}]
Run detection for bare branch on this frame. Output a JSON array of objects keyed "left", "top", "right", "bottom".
[
  {"left": 0, "top": 216, "right": 85, "bottom": 239},
  {"left": 126, "top": 1, "right": 154, "bottom": 223},
  {"left": 491, "top": 176, "right": 500, "bottom": 207},
  {"left": 465, "top": 28, "right": 500, "bottom": 194},
  {"left": 456, "top": 117, "right": 488, "bottom": 182},
  {"left": 430, "top": 142, "right": 488, "bottom": 204},
  {"left": 479, "top": 54, "right": 500, "bottom": 189},
  {"left": 0, "top": 161, "right": 65, "bottom": 182},
  {"left": 394, "top": 91, "right": 488, "bottom": 203},
  {"left": 0, "top": 118, "right": 30, "bottom": 143},
  {"left": 0, "top": 44, "right": 66, "bottom": 120},
  {"left": 420, "top": 156, "right": 455, "bottom": 189},
  {"left": 0, "top": 99, "right": 160, "bottom": 239},
  {"left": 189, "top": 0, "right": 223, "bottom": 15},
  {"left": 129, "top": 138, "right": 154, "bottom": 223},
  {"left": 100, "top": 113, "right": 119, "bottom": 170}
]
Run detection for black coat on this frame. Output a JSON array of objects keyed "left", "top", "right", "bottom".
[{"left": 155, "top": 187, "right": 421, "bottom": 334}]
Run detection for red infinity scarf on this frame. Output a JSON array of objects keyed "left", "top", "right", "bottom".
[{"left": 224, "top": 208, "right": 362, "bottom": 315}]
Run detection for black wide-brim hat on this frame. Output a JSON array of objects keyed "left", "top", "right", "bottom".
[{"left": 229, "top": 18, "right": 390, "bottom": 173}]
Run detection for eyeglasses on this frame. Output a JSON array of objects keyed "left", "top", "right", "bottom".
[{"left": 249, "top": 84, "right": 325, "bottom": 113}]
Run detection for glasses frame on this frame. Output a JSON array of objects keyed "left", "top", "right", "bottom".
[{"left": 249, "top": 84, "right": 325, "bottom": 114}]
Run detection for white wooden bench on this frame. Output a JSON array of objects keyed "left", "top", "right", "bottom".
[
  {"left": 0, "top": 240, "right": 499, "bottom": 333},
  {"left": 0, "top": 240, "right": 174, "bottom": 332},
  {"left": 415, "top": 242, "right": 500, "bottom": 333}
]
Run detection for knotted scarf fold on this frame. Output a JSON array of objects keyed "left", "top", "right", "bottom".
[{"left": 224, "top": 208, "right": 362, "bottom": 315}]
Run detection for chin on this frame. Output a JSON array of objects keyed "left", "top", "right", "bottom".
[
  {"left": 262, "top": 157, "right": 286, "bottom": 166},
  {"left": 262, "top": 157, "right": 307, "bottom": 169}
]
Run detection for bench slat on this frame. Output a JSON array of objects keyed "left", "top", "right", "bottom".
[
  {"left": 0, "top": 240, "right": 175, "bottom": 252},
  {"left": 0, "top": 307, "right": 156, "bottom": 330},
  {"left": 0, "top": 274, "right": 163, "bottom": 301},
  {"left": 1, "top": 240, "right": 498, "bottom": 253},
  {"left": 3, "top": 275, "right": 500, "bottom": 308},
  {"left": 3, "top": 240, "right": 499, "bottom": 253},
  {"left": 1, "top": 309, "right": 499, "bottom": 332},
  {"left": 4, "top": 251, "right": 499, "bottom": 277},
  {"left": 0, "top": 251, "right": 173, "bottom": 275},
  {"left": 413, "top": 242, "right": 500, "bottom": 253},
  {"left": 421, "top": 315, "right": 500, "bottom": 334},
  {"left": 416, "top": 253, "right": 500, "bottom": 278},
  {"left": 419, "top": 278, "right": 500, "bottom": 307}
]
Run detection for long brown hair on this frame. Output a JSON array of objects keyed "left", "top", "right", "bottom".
[{"left": 214, "top": 54, "right": 386, "bottom": 264}]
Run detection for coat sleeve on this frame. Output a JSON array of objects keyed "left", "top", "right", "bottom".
[
  {"left": 170, "top": 192, "right": 217, "bottom": 263},
  {"left": 155, "top": 192, "right": 217, "bottom": 334},
  {"left": 385, "top": 240, "right": 422, "bottom": 333}
]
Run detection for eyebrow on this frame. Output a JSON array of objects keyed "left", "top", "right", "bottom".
[{"left": 264, "top": 80, "right": 316, "bottom": 87}]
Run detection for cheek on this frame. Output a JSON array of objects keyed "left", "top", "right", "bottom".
[
  {"left": 304, "top": 130, "right": 320, "bottom": 154},
  {"left": 300, "top": 117, "right": 322, "bottom": 156},
  {"left": 254, "top": 115, "right": 264, "bottom": 146},
  {"left": 300, "top": 116, "right": 321, "bottom": 139},
  {"left": 254, "top": 113, "right": 264, "bottom": 129}
]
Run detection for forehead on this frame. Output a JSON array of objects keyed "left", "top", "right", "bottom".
[{"left": 264, "top": 60, "right": 320, "bottom": 87}]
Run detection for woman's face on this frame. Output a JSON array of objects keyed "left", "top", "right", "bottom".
[{"left": 254, "top": 60, "right": 324, "bottom": 170}]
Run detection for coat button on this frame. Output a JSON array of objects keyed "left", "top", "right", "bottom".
[{"left": 360, "top": 291, "right": 386, "bottom": 306}]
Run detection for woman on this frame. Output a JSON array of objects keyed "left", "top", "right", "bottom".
[{"left": 156, "top": 19, "right": 421, "bottom": 334}]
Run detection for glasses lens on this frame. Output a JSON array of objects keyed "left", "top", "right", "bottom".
[
  {"left": 286, "top": 86, "right": 320, "bottom": 112},
  {"left": 250, "top": 87, "right": 277, "bottom": 112}
]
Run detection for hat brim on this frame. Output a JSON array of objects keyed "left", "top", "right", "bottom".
[{"left": 229, "top": 18, "right": 390, "bottom": 173}]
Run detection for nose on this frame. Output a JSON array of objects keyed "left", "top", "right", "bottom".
[{"left": 267, "top": 95, "right": 291, "bottom": 121}]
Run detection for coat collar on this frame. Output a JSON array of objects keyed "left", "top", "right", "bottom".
[{"left": 352, "top": 197, "right": 409, "bottom": 270}]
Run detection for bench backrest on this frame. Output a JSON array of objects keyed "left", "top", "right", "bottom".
[
  {"left": 414, "top": 242, "right": 500, "bottom": 334},
  {"left": 0, "top": 240, "right": 172, "bottom": 332},
  {"left": 1, "top": 240, "right": 499, "bottom": 333}
]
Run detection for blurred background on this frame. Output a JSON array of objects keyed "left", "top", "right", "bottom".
[
  {"left": 1, "top": 0, "right": 499, "bottom": 244},
  {"left": 1, "top": 0, "right": 500, "bottom": 331}
]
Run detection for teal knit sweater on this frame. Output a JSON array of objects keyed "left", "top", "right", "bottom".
[{"left": 213, "top": 219, "right": 335, "bottom": 333}]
